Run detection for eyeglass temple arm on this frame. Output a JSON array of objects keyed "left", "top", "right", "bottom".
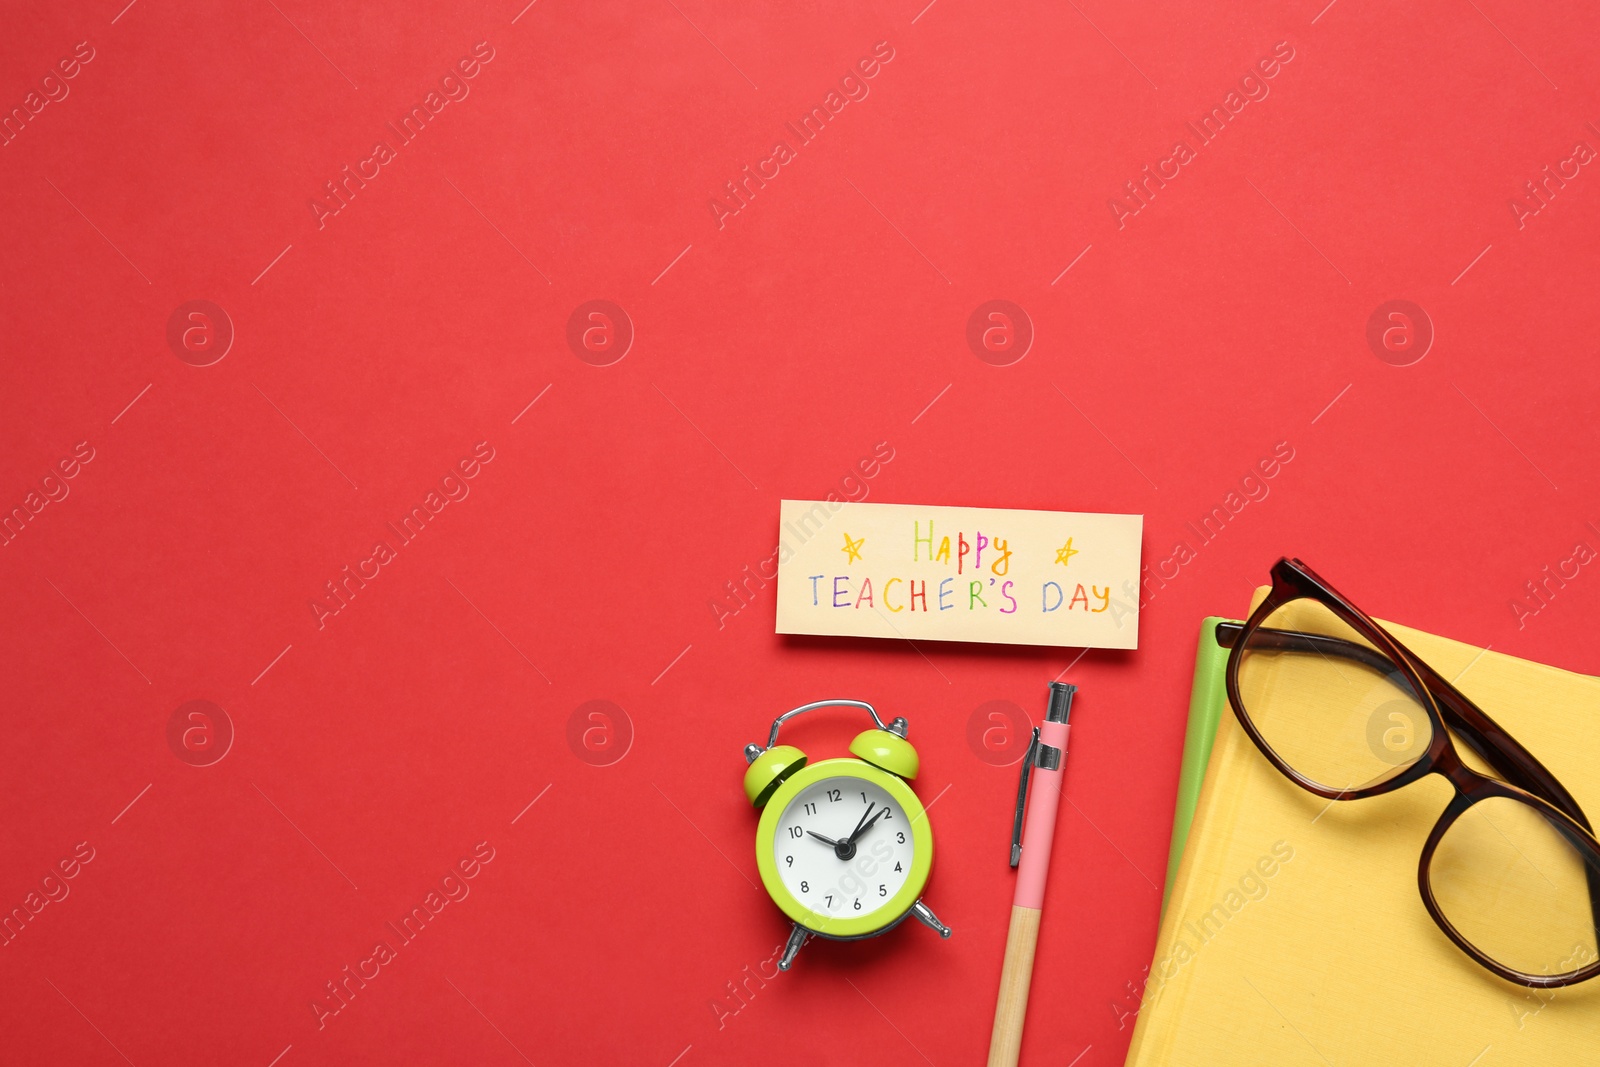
[{"left": 1215, "top": 622, "right": 1594, "bottom": 834}]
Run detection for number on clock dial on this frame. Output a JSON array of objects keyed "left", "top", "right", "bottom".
[{"left": 775, "top": 777, "right": 913, "bottom": 919}]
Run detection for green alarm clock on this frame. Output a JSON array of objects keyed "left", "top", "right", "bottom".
[{"left": 742, "top": 699, "right": 952, "bottom": 970}]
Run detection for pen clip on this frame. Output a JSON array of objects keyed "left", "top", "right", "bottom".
[{"left": 1010, "top": 727, "right": 1040, "bottom": 868}]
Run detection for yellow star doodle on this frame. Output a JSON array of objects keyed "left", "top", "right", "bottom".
[
  {"left": 841, "top": 533, "right": 864, "bottom": 563},
  {"left": 1054, "top": 537, "right": 1079, "bottom": 567}
]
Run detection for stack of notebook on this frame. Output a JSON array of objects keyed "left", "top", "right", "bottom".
[{"left": 1130, "top": 593, "right": 1600, "bottom": 1065}]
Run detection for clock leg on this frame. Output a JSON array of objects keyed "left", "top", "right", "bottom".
[
  {"left": 912, "top": 899, "right": 952, "bottom": 938},
  {"left": 777, "top": 924, "right": 809, "bottom": 971}
]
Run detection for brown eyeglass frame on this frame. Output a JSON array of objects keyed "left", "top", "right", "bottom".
[{"left": 1217, "top": 557, "right": 1600, "bottom": 988}]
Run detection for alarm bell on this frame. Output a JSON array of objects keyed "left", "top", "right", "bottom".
[{"left": 743, "top": 700, "right": 919, "bottom": 807}]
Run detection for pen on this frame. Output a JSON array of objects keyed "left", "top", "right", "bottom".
[{"left": 988, "top": 681, "right": 1076, "bottom": 1067}]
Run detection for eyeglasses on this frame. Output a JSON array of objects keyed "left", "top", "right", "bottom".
[{"left": 1218, "top": 558, "right": 1600, "bottom": 987}]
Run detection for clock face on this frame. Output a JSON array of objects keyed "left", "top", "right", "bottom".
[{"left": 773, "top": 775, "right": 915, "bottom": 924}]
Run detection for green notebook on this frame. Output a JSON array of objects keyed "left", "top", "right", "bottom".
[{"left": 1160, "top": 616, "right": 1234, "bottom": 915}]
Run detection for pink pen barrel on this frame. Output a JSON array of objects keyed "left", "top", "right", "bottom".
[{"left": 1013, "top": 719, "right": 1069, "bottom": 909}]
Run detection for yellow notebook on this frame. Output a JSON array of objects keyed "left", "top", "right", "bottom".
[{"left": 1127, "top": 592, "right": 1600, "bottom": 1066}]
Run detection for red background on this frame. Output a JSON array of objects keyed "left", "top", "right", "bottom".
[{"left": 3, "top": 1, "right": 1598, "bottom": 1064}]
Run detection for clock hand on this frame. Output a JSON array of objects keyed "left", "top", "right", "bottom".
[
  {"left": 806, "top": 830, "right": 842, "bottom": 847},
  {"left": 847, "top": 806, "right": 887, "bottom": 845},
  {"left": 846, "top": 802, "right": 876, "bottom": 843}
]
